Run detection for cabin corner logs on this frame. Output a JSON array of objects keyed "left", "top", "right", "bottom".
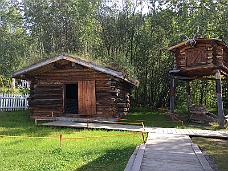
[
  {"left": 12, "top": 56, "right": 134, "bottom": 119},
  {"left": 168, "top": 38, "right": 228, "bottom": 128}
]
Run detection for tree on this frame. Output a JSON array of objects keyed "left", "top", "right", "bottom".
[
  {"left": 1, "top": 0, "right": 227, "bottom": 110},
  {"left": 23, "top": 0, "right": 102, "bottom": 58},
  {"left": 0, "top": 0, "right": 30, "bottom": 77}
]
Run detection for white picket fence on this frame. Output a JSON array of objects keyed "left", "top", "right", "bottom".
[{"left": 0, "top": 94, "right": 29, "bottom": 111}]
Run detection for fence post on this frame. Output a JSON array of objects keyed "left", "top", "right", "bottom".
[{"left": 60, "top": 134, "right": 62, "bottom": 148}]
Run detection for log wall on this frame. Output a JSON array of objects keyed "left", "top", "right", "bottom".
[
  {"left": 111, "top": 79, "right": 131, "bottom": 116},
  {"left": 28, "top": 64, "right": 132, "bottom": 118},
  {"left": 174, "top": 44, "right": 227, "bottom": 69}
]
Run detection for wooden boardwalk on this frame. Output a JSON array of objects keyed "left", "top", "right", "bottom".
[
  {"left": 41, "top": 120, "right": 228, "bottom": 138},
  {"left": 130, "top": 133, "right": 213, "bottom": 171},
  {"left": 41, "top": 120, "right": 143, "bottom": 132},
  {"left": 42, "top": 121, "right": 227, "bottom": 171}
]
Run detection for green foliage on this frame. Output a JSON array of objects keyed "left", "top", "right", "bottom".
[
  {"left": 99, "top": 54, "right": 138, "bottom": 82},
  {"left": 0, "top": 0, "right": 30, "bottom": 76},
  {"left": 1, "top": 0, "right": 228, "bottom": 109}
]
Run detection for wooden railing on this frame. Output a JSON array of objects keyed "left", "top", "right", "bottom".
[{"left": 0, "top": 94, "right": 29, "bottom": 111}]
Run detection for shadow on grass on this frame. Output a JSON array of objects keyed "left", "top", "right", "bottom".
[
  {"left": 191, "top": 137, "right": 228, "bottom": 171},
  {"left": 76, "top": 146, "right": 135, "bottom": 171},
  {"left": 0, "top": 110, "right": 81, "bottom": 137}
]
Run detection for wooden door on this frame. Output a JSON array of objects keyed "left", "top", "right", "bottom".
[
  {"left": 78, "top": 81, "right": 96, "bottom": 115},
  {"left": 186, "top": 47, "right": 207, "bottom": 67}
]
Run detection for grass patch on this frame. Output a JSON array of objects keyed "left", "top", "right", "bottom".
[
  {"left": 122, "top": 107, "right": 227, "bottom": 130},
  {"left": 0, "top": 111, "right": 142, "bottom": 171},
  {"left": 121, "top": 107, "right": 183, "bottom": 128},
  {"left": 192, "top": 137, "right": 228, "bottom": 171}
]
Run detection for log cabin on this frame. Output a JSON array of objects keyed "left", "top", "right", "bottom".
[
  {"left": 11, "top": 55, "right": 136, "bottom": 119},
  {"left": 168, "top": 38, "right": 228, "bottom": 128}
]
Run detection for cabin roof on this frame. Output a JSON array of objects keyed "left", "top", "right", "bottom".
[
  {"left": 11, "top": 55, "right": 136, "bottom": 85},
  {"left": 168, "top": 38, "right": 228, "bottom": 53}
]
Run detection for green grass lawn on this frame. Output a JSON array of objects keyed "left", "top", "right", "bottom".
[
  {"left": 192, "top": 137, "right": 228, "bottom": 171},
  {"left": 122, "top": 107, "right": 228, "bottom": 130},
  {"left": 0, "top": 111, "right": 142, "bottom": 171},
  {"left": 0, "top": 108, "right": 227, "bottom": 171}
]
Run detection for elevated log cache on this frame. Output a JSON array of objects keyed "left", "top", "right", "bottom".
[
  {"left": 169, "top": 38, "right": 228, "bottom": 77},
  {"left": 168, "top": 38, "right": 228, "bottom": 128}
]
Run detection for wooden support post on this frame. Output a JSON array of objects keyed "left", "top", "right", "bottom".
[
  {"left": 186, "top": 81, "right": 191, "bottom": 116},
  {"left": 141, "top": 132, "right": 146, "bottom": 144},
  {"left": 170, "top": 74, "right": 175, "bottom": 120},
  {"left": 141, "top": 122, "right": 145, "bottom": 132},
  {"left": 87, "top": 117, "right": 89, "bottom": 129},
  {"left": 60, "top": 134, "right": 62, "bottom": 148},
  {"left": 215, "top": 70, "right": 225, "bottom": 128}
]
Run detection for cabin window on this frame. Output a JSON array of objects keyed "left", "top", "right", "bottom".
[{"left": 64, "top": 84, "right": 78, "bottom": 114}]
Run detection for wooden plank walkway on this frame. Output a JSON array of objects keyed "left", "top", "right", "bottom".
[
  {"left": 134, "top": 133, "right": 213, "bottom": 171},
  {"left": 41, "top": 120, "right": 143, "bottom": 132},
  {"left": 41, "top": 121, "right": 228, "bottom": 138}
]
